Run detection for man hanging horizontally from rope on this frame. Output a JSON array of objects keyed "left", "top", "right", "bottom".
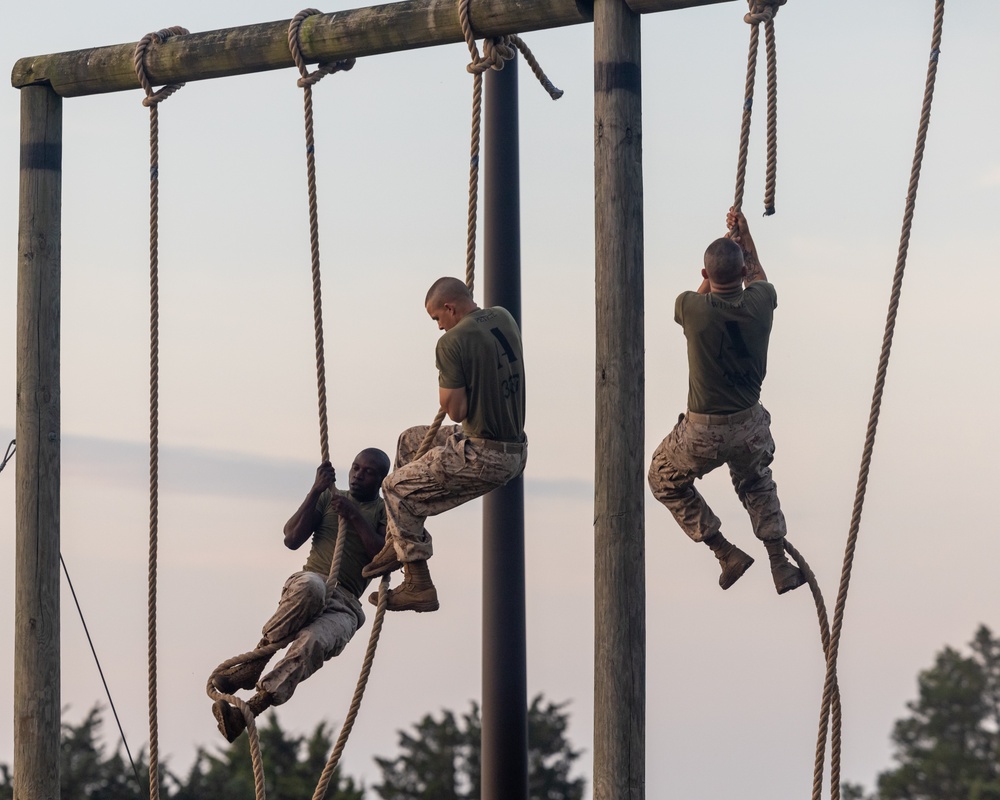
[
  {"left": 361, "top": 276, "right": 527, "bottom": 612},
  {"left": 210, "top": 448, "right": 391, "bottom": 741},
  {"left": 648, "top": 208, "right": 805, "bottom": 595}
]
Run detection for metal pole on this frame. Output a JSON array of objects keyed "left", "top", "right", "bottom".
[
  {"left": 15, "top": 83, "right": 63, "bottom": 800},
  {"left": 481, "top": 57, "right": 528, "bottom": 800},
  {"left": 593, "top": 0, "right": 646, "bottom": 798}
]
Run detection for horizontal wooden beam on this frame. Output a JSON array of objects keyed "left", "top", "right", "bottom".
[{"left": 11, "top": 0, "right": 734, "bottom": 98}]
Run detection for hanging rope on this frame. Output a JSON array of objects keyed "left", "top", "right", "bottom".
[
  {"left": 733, "top": 0, "right": 784, "bottom": 218},
  {"left": 810, "top": 4, "right": 945, "bottom": 798},
  {"left": 412, "top": 0, "right": 563, "bottom": 459},
  {"left": 133, "top": 26, "right": 187, "bottom": 800},
  {"left": 0, "top": 439, "right": 14, "bottom": 474}
]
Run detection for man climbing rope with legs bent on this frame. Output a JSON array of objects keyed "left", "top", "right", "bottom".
[
  {"left": 362, "top": 277, "right": 527, "bottom": 612},
  {"left": 648, "top": 208, "right": 804, "bottom": 595},
  {"left": 210, "top": 449, "right": 390, "bottom": 741}
]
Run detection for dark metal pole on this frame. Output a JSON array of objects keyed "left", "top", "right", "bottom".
[
  {"left": 481, "top": 57, "right": 528, "bottom": 800},
  {"left": 15, "top": 83, "right": 63, "bottom": 800}
]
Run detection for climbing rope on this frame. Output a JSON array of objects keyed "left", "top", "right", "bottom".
[
  {"left": 0, "top": 439, "right": 14, "bottom": 474},
  {"left": 133, "top": 26, "right": 188, "bottom": 800},
  {"left": 733, "top": 0, "right": 784, "bottom": 218},
  {"left": 205, "top": 12, "right": 372, "bottom": 799},
  {"left": 810, "top": 3, "right": 945, "bottom": 798},
  {"left": 413, "top": 0, "right": 563, "bottom": 458}
]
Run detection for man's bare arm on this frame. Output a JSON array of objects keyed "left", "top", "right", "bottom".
[
  {"left": 439, "top": 386, "right": 469, "bottom": 423},
  {"left": 726, "top": 207, "right": 768, "bottom": 284}
]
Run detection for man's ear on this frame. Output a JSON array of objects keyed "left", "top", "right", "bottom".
[{"left": 701, "top": 268, "right": 709, "bottom": 280}]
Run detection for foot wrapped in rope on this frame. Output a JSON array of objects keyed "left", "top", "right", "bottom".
[
  {"left": 362, "top": 539, "right": 402, "bottom": 579},
  {"left": 764, "top": 538, "right": 806, "bottom": 595},
  {"left": 212, "top": 654, "right": 270, "bottom": 695},
  {"left": 212, "top": 691, "right": 273, "bottom": 743},
  {"left": 369, "top": 560, "right": 439, "bottom": 612}
]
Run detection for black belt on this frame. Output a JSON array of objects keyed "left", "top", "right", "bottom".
[
  {"left": 685, "top": 404, "right": 759, "bottom": 425},
  {"left": 468, "top": 437, "right": 526, "bottom": 454}
]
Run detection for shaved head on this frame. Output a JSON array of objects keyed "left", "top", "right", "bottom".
[
  {"left": 703, "top": 238, "right": 745, "bottom": 285},
  {"left": 425, "top": 277, "right": 472, "bottom": 308}
]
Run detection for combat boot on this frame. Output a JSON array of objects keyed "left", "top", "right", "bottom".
[
  {"left": 212, "top": 690, "right": 272, "bottom": 742},
  {"left": 703, "top": 532, "right": 754, "bottom": 590},
  {"left": 764, "top": 538, "right": 806, "bottom": 595},
  {"left": 370, "top": 559, "right": 439, "bottom": 612},
  {"left": 212, "top": 639, "right": 272, "bottom": 695},
  {"left": 361, "top": 539, "right": 402, "bottom": 579}
]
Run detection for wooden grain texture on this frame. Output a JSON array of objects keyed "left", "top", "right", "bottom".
[
  {"left": 593, "top": 1, "right": 645, "bottom": 799},
  {"left": 15, "top": 84, "right": 63, "bottom": 800},
  {"left": 10, "top": 0, "right": 734, "bottom": 97}
]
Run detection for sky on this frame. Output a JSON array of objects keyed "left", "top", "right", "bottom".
[{"left": 2, "top": 0, "right": 999, "bottom": 798}]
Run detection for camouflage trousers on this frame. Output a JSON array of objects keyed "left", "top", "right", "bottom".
[
  {"left": 257, "top": 571, "right": 364, "bottom": 706},
  {"left": 647, "top": 403, "right": 787, "bottom": 544},
  {"left": 382, "top": 424, "right": 527, "bottom": 562}
]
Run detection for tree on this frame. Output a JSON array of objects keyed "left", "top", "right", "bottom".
[
  {"left": 0, "top": 705, "right": 363, "bottom": 800},
  {"left": 373, "top": 694, "right": 585, "bottom": 800},
  {"left": 845, "top": 625, "right": 1000, "bottom": 800},
  {"left": 176, "top": 712, "right": 364, "bottom": 800}
]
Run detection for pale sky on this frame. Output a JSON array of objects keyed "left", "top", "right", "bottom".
[{"left": 2, "top": 1, "right": 999, "bottom": 798}]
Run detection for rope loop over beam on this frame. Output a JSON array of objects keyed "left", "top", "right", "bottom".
[
  {"left": 744, "top": 0, "right": 786, "bottom": 25},
  {"left": 288, "top": 8, "right": 356, "bottom": 87},
  {"left": 133, "top": 27, "right": 190, "bottom": 106}
]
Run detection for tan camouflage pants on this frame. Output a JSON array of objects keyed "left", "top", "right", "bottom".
[
  {"left": 647, "top": 403, "right": 787, "bottom": 544},
  {"left": 256, "top": 571, "right": 364, "bottom": 705},
  {"left": 382, "top": 424, "right": 527, "bottom": 562}
]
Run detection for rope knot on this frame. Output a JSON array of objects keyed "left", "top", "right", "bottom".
[
  {"left": 744, "top": 0, "right": 786, "bottom": 25},
  {"left": 289, "top": 8, "right": 356, "bottom": 88},
  {"left": 133, "top": 26, "right": 189, "bottom": 105}
]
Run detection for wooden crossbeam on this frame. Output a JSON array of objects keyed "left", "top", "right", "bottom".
[{"left": 11, "top": 0, "right": 734, "bottom": 98}]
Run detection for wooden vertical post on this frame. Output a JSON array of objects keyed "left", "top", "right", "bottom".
[
  {"left": 593, "top": 1, "right": 645, "bottom": 798},
  {"left": 15, "top": 83, "right": 63, "bottom": 800}
]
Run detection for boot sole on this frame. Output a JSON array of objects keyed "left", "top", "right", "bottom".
[
  {"left": 775, "top": 569, "right": 807, "bottom": 595},
  {"left": 719, "top": 555, "right": 754, "bottom": 590},
  {"left": 212, "top": 700, "right": 245, "bottom": 743}
]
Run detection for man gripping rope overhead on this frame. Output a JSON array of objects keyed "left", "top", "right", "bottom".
[
  {"left": 648, "top": 209, "right": 805, "bottom": 595},
  {"left": 362, "top": 277, "right": 527, "bottom": 612},
  {"left": 210, "top": 449, "right": 390, "bottom": 742}
]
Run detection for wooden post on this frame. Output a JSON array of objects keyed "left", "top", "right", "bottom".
[
  {"left": 593, "top": 0, "right": 645, "bottom": 799},
  {"left": 15, "top": 83, "right": 63, "bottom": 800}
]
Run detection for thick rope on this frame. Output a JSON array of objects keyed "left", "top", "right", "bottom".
[
  {"left": 412, "top": 0, "right": 563, "bottom": 457},
  {"left": 811, "top": 4, "right": 945, "bottom": 798},
  {"left": 134, "top": 27, "right": 187, "bottom": 800},
  {"left": 733, "top": 0, "right": 784, "bottom": 219}
]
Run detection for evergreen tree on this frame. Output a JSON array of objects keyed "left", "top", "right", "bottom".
[
  {"left": 846, "top": 625, "right": 1000, "bottom": 800},
  {"left": 373, "top": 694, "right": 585, "bottom": 800}
]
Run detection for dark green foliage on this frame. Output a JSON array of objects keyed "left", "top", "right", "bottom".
[
  {"left": 846, "top": 625, "right": 1000, "bottom": 800},
  {"left": 373, "top": 694, "right": 585, "bottom": 800},
  {"left": 177, "top": 712, "right": 363, "bottom": 800},
  {"left": 0, "top": 705, "right": 361, "bottom": 800}
]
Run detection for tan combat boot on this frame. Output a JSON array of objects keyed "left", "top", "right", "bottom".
[
  {"left": 361, "top": 539, "right": 402, "bottom": 579},
  {"left": 370, "top": 559, "right": 439, "bottom": 612},
  {"left": 212, "top": 690, "right": 273, "bottom": 742},
  {"left": 764, "top": 538, "right": 806, "bottom": 595},
  {"left": 703, "top": 532, "right": 755, "bottom": 590}
]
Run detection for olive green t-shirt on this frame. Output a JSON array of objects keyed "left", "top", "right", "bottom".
[
  {"left": 302, "top": 488, "right": 386, "bottom": 599},
  {"left": 674, "top": 281, "right": 777, "bottom": 414},
  {"left": 435, "top": 306, "right": 526, "bottom": 441}
]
